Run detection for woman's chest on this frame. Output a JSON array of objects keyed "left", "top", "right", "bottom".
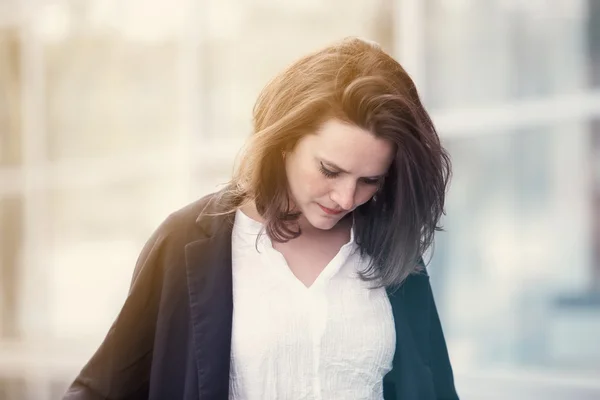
[{"left": 230, "top": 261, "right": 397, "bottom": 378}]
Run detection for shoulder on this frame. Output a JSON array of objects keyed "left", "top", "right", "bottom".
[
  {"left": 66, "top": 195, "right": 224, "bottom": 400},
  {"left": 152, "top": 191, "right": 222, "bottom": 245},
  {"left": 161, "top": 192, "right": 216, "bottom": 232},
  {"left": 388, "top": 270, "right": 431, "bottom": 302},
  {"left": 130, "top": 191, "right": 222, "bottom": 282}
]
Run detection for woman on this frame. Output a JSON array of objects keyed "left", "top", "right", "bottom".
[{"left": 64, "top": 37, "right": 458, "bottom": 400}]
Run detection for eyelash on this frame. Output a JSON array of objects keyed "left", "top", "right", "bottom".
[
  {"left": 319, "top": 163, "right": 339, "bottom": 178},
  {"left": 319, "top": 162, "right": 381, "bottom": 186},
  {"left": 362, "top": 178, "right": 381, "bottom": 186}
]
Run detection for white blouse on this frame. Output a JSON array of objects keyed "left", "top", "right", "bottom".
[{"left": 229, "top": 209, "right": 396, "bottom": 400}]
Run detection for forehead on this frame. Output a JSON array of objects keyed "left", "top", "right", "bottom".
[{"left": 307, "top": 119, "right": 395, "bottom": 174}]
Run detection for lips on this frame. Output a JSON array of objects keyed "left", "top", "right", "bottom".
[{"left": 318, "top": 204, "right": 343, "bottom": 215}]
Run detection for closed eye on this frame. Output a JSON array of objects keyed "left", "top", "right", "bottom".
[
  {"left": 360, "top": 177, "right": 381, "bottom": 186},
  {"left": 319, "top": 161, "right": 384, "bottom": 185},
  {"left": 319, "top": 162, "right": 339, "bottom": 178}
]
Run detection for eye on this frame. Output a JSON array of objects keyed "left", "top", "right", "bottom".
[
  {"left": 319, "top": 162, "right": 339, "bottom": 178},
  {"left": 360, "top": 177, "right": 381, "bottom": 186}
]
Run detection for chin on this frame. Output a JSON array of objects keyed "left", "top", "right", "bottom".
[{"left": 304, "top": 212, "right": 339, "bottom": 230}]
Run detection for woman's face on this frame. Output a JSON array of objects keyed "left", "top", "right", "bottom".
[{"left": 285, "top": 118, "right": 395, "bottom": 231}]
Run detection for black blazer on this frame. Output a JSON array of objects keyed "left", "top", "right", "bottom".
[{"left": 63, "top": 192, "right": 459, "bottom": 400}]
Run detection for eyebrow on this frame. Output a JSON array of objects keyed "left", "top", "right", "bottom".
[{"left": 319, "top": 158, "right": 386, "bottom": 180}]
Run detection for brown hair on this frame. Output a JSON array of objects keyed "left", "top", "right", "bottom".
[{"left": 218, "top": 37, "right": 451, "bottom": 288}]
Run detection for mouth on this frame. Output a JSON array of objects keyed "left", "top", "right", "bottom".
[{"left": 318, "top": 203, "right": 344, "bottom": 215}]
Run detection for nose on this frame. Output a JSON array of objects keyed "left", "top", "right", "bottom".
[{"left": 330, "top": 181, "right": 356, "bottom": 211}]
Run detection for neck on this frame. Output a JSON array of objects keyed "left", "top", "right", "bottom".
[
  {"left": 239, "top": 201, "right": 352, "bottom": 241},
  {"left": 239, "top": 201, "right": 265, "bottom": 224}
]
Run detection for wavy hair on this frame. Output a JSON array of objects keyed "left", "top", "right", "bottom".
[{"left": 218, "top": 37, "right": 451, "bottom": 288}]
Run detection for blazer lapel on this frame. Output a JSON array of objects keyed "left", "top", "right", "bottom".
[
  {"left": 185, "top": 214, "right": 234, "bottom": 399},
  {"left": 386, "top": 274, "right": 436, "bottom": 400}
]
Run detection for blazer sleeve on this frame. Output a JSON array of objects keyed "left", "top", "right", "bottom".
[
  {"left": 428, "top": 280, "right": 460, "bottom": 400},
  {"left": 63, "top": 225, "right": 168, "bottom": 400}
]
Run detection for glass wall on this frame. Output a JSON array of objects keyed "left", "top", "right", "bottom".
[{"left": 419, "top": 0, "right": 600, "bottom": 397}]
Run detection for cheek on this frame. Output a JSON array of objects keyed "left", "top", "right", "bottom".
[
  {"left": 287, "top": 160, "right": 328, "bottom": 200},
  {"left": 304, "top": 170, "right": 331, "bottom": 199},
  {"left": 355, "top": 185, "right": 379, "bottom": 206}
]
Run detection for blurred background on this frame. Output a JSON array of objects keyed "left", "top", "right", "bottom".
[{"left": 0, "top": 0, "right": 599, "bottom": 399}]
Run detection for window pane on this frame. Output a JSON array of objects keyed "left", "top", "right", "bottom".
[
  {"left": 0, "top": 196, "right": 23, "bottom": 339},
  {"left": 47, "top": 168, "right": 201, "bottom": 341},
  {"left": 432, "top": 120, "right": 597, "bottom": 376},
  {"left": 590, "top": 0, "right": 600, "bottom": 89},
  {"left": 592, "top": 117, "right": 600, "bottom": 287},
  {"left": 45, "top": 38, "right": 181, "bottom": 161},
  {"left": 0, "top": 26, "right": 22, "bottom": 340},
  {"left": 423, "top": 0, "right": 596, "bottom": 109}
]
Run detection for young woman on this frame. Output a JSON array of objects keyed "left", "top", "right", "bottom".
[{"left": 64, "top": 37, "right": 458, "bottom": 400}]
